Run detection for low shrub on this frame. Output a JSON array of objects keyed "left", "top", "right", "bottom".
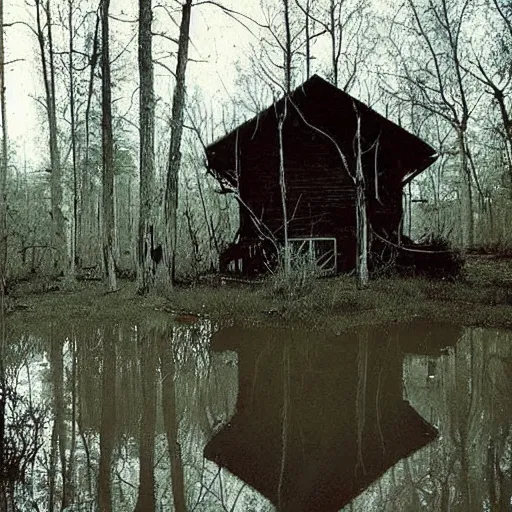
[
  {"left": 396, "top": 237, "right": 464, "bottom": 280},
  {"left": 269, "top": 249, "right": 321, "bottom": 299}
]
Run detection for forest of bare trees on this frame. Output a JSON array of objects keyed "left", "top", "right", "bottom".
[{"left": 0, "top": 0, "right": 511, "bottom": 291}]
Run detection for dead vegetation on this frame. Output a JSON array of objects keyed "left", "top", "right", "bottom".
[{"left": 4, "top": 255, "right": 512, "bottom": 333}]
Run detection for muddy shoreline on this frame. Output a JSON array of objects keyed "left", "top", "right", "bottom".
[{"left": 5, "top": 255, "right": 512, "bottom": 333}]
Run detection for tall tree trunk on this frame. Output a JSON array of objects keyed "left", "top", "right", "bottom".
[
  {"left": 304, "top": 0, "right": 311, "bottom": 79},
  {"left": 68, "top": 0, "right": 78, "bottom": 276},
  {"left": 81, "top": 12, "right": 100, "bottom": 268},
  {"left": 330, "top": 0, "right": 338, "bottom": 87},
  {"left": 137, "top": 0, "right": 156, "bottom": 294},
  {"left": 36, "top": 0, "right": 67, "bottom": 276},
  {"left": 280, "top": 0, "right": 292, "bottom": 275},
  {"left": 457, "top": 130, "right": 474, "bottom": 249},
  {"left": 101, "top": 0, "right": 117, "bottom": 291},
  {"left": 278, "top": 105, "right": 290, "bottom": 275},
  {"left": 283, "top": 0, "right": 292, "bottom": 92},
  {"left": 163, "top": 0, "right": 192, "bottom": 288},
  {"left": 0, "top": 0, "right": 7, "bottom": 293},
  {"left": 355, "top": 114, "right": 368, "bottom": 289},
  {"left": 113, "top": 176, "right": 120, "bottom": 262}
]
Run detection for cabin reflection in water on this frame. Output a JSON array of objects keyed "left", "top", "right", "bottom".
[
  {"left": 204, "top": 323, "right": 462, "bottom": 512},
  {"left": 7, "top": 320, "right": 511, "bottom": 510}
]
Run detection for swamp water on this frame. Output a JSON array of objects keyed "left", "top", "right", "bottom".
[{"left": 0, "top": 319, "right": 511, "bottom": 511}]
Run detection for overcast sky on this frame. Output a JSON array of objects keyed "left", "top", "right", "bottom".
[
  {"left": 2, "top": 0, "right": 394, "bottom": 169},
  {"left": 3, "top": 0, "right": 260, "bottom": 147}
]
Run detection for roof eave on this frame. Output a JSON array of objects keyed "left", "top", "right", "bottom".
[{"left": 402, "top": 153, "right": 439, "bottom": 186}]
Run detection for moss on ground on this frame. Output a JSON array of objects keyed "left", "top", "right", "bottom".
[{"left": 6, "top": 255, "right": 512, "bottom": 332}]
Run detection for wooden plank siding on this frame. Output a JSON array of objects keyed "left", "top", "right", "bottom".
[{"left": 235, "top": 113, "right": 402, "bottom": 270}]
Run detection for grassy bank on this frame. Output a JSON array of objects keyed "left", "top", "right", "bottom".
[{"left": 6, "top": 255, "right": 512, "bottom": 332}]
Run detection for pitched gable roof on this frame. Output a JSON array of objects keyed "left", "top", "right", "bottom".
[{"left": 206, "top": 74, "right": 437, "bottom": 185}]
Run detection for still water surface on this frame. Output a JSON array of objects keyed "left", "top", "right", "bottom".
[{"left": 1, "top": 319, "right": 511, "bottom": 511}]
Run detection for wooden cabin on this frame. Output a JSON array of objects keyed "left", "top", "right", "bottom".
[{"left": 206, "top": 75, "right": 437, "bottom": 275}]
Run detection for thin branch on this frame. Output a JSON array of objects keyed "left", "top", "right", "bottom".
[
  {"left": 491, "top": 0, "right": 512, "bottom": 39},
  {"left": 110, "top": 32, "right": 136, "bottom": 65},
  {"left": 194, "top": 1, "right": 268, "bottom": 29},
  {"left": 117, "top": 114, "right": 139, "bottom": 133},
  {"left": 4, "top": 58, "right": 25, "bottom": 66},
  {"left": 154, "top": 59, "right": 177, "bottom": 78},
  {"left": 109, "top": 14, "right": 137, "bottom": 23},
  {"left": 152, "top": 31, "right": 179, "bottom": 45},
  {"left": 2, "top": 20, "right": 38, "bottom": 36}
]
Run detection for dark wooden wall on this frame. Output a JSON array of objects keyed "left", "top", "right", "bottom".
[{"left": 236, "top": 109, "right": 405, "bottom": 270}]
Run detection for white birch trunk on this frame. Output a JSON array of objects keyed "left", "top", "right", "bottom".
[
  {"left": 278, "top": 104, "right": 290, "bottom": 276},
  {"left": 355, "top": 114, "right": 369, "bottom": 289}
]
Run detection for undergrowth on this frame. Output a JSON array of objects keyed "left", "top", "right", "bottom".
[
  {"left": 269, "top": 250, "right": 321, "bottom": 299},
  {"left": 6, "top": 254, "right": 512, "bottom": 331}
]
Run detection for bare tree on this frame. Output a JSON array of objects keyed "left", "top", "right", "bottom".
[
  {"left": 354, "top": 110, "right": 368, "bottom": 288},
  {"left": 283, "top": 0, "right": 292, "bottom": 92},
  {"left": 279, "top": 0, "right": 292, "bottom": 274},
  {"left": 467, "top": 0, "right": 512, "bottom": 196},
  {"left": 0, "top": 0, "right": 7, "bottom": 294},
  {"left": 137, "top": 0, "right": 156, "bottom": 294},
  {"left": 163, "top": 0, "right": 193, "bottom": 287},
  {"left": 68, "top": 0, "right": 78, "bottom": 277},
  {"left": 35, "top": 0, "right": 68, "bottom": 275},
  {"left": 387, "top": 0, "right": 476, "bottom": 248},
  {"left": 0, "top": 14, "right": 7, "bottom": 508},
  {"left": 278, "top": 104, "right": 290, "bottom": 274},
  {"left": 296, "top": 0, "right": 372, "bottom": 90},
  {"left": 80, "top": 10, "right": 100, "bottom": 269},
  {"left": 257, "top": 0, "right": 303, "bottom": 92},
  {"left": 295, "top": 0, "right": 315, "bottom": 79},
  {"left": 101, "top": 0, "right": 117, "bottom": 291}
]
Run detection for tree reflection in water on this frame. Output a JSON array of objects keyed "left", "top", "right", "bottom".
[{"left": 0, "top": 319, "right": 511, "bottom": 511}]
